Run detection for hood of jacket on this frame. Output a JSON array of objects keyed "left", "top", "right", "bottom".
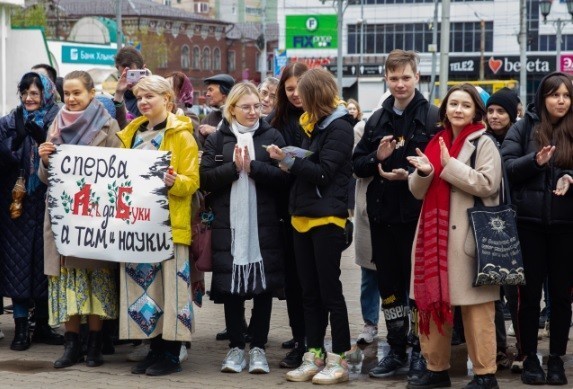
[
  {"left": 533, "top": 71, "right": 571, "bottom": 118},
  {"left": 380, "top": 89, "right": 430, "bottom": 126}
]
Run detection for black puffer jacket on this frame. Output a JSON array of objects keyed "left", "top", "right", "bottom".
[
  {"left": 289, "top": 106, "right": 354, "bottom": 218},
  {"left": 200, "top": 119, "right": 289, "bottom": 296},
  {"left": 501, "top": 105, "right": 573, "bottom": 225},
  {"left": 352, "top": 90, "right": 439, "bottom": 224},
  {"left": 0, "top": 104, "right": 59, "bottom": 299}
]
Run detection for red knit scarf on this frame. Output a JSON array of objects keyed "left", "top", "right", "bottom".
[{"left": 414, "top": 122, "right": 484, "bottom": 336}]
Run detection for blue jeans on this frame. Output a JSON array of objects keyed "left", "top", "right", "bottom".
[{"left": 360, "top": 267, "right": 380, "bottom": 326}]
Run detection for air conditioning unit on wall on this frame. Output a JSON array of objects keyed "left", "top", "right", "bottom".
[{"left": 194, "top": 2, "right": 210, "bottom": 13}]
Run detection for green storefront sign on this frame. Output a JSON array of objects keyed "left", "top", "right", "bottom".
[
  {"left": 285, "top": 15, "right": 337, "bottom": 50},
  {"left": 62, "top": 45, "right": 116, "bottom": 65}
]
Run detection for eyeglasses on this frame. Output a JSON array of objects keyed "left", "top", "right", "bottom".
[
  {"left": 21, "top": 91, "right": 41, "bottom": 99},
  {"left": 236, "top": 104, "right": 263, "bottom": 113},
  {"left": 259, "top": 90, "right": 276, "bottom": 101}
]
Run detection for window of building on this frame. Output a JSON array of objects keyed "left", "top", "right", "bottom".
[
  {"left": 202, "top": 47, "right": 211, "bottom": 70},
  {"left": 348, "top": 21, "right": 492, "bottom": 54},
  {"left": 228, "top": 50, "right": 236, "bottom": 72},
  {"left": 181, "top": 45, "right": 190, "bottom": 69},
  {"left": 213, "top": 47, "right": 221, "bottom": 70},
  {"left": 361, "top": 0, "right": 491, "bottom": 3},
  {"left": 193, "top": 46, "right": 200, "bottom": 69},
  {"left": 159, "top": 51, "right": 168, "bottom": 68}
]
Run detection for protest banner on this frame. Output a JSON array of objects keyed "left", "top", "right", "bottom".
[{"left": 47, "top": 144, "right": 173, "bottom": 263}]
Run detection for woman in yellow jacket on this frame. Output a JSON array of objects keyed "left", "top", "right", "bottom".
[{"left": 115, "top": 75, "right": 200, "bottom": 377}]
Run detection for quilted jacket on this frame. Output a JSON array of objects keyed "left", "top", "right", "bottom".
[{"left": 0, "top": 104, "right": 59, "bottom": 299}]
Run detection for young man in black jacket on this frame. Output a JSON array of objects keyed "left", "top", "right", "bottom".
[{"left": 352, "top": 50, "right": 439, "bottom": 382}]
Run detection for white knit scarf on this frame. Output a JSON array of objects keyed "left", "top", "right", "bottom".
[{"left": 229, "top": 120, "right": 266, "bottom": 294}]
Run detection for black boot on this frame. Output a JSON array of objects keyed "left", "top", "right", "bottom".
[
  {"left": 54, "top": 332, "right": 83, "bottom": 368},
  {"left": 521, "top": 353, "right": 546, "bottom": 385},
  {"left": 85, "top": 331, "right": 104, "bottom": 367},
  {"left": 10, "top": 317, "right": 31, "bottom": 351},
  {"left": 465, "top": 374, "right": 499, "bottom": 389},
  {"left": 32, "top": 318, "right": 64, "bottom": 345},
  {"left": 546, "top": 355, "right": 568, "bottom": 385}
]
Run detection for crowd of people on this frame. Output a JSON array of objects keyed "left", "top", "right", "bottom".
[{"left": 0, "top": 47, "right": 572, "bottom": 388}]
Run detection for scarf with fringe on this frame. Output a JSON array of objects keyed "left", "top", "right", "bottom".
[
  {"left": 414, "top": 122, "right": 484, "bottom": 336},
  {"left": 229, "top": 120, "right": 266, "bottom": 294}
]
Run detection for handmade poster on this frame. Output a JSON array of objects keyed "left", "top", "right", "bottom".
[{"left": 47, "top": 144, "right": 172, "bottom": 263}]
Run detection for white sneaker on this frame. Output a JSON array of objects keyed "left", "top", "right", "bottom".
[
  {"left": 221, "top": 347, "right": 246, "bottom": 373},
  {"left": 179, "top": 344, "right": 188, "bottom": 363},
  {"left": 356, "top": 324, "right": 378, "bottom": 344},
  {"left": 126, "top": 342, "right": 150, "bottom": 362},
  {"left": 0, "top": 329, "right": 4, "bottom": 340},
  {"left": 285, "top": 351, "right": 324, "bottom": 382},
  {"left": 507, "top": 323, "right": 515, "bottom": 337},
  {"left": 248, "top": 347, "right": 269, "bottom": 374},
  {"left": 311, "top": 352, "right": 349, "bottom": 384}
]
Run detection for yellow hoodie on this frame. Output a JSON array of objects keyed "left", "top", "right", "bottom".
[{"left": 116, "top": 113, "right": 200, "bottom": 245}]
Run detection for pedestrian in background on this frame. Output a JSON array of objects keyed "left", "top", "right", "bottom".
[
  {"left": 266, "top": 62, "right": 309, "bottom": 369},
  {"left": 258, "top": 76, "right": 279, "bottom": 117},
  {"left": 485, "top": 87, "right": 522, "bottom": 372}
]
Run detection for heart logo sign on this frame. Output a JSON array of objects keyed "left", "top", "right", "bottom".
[{"left": 489, "top": 57, "right": 503, "bottom": 74}]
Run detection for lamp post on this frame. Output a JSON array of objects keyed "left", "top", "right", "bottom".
[{"left": 539, "top": 0, "right": 573, "bottom": 70}]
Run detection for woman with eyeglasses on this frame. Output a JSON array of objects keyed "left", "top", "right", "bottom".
[
  {"left": 0, "top": 72, "right": 63, "bottom": 352},
  {"left": 200, "top": 81, "right": 288, "bottom": 374},
  {"left": 258, "top": 76, "right": 279, "bottom": 117}
]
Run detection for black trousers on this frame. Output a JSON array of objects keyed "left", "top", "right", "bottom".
[
  {"left": 293, "top": 224, "right": 350, "bottom": 354},
  {"left": 370, "top": 221, "right": 417, "bottom": 353},
  {"left": 283, "top": 222, "right": 305, "bottom": 341},
  {"left": 150, "top": 335, "right": 180, "bottom": 357},
  {"left": 224, "top": 292, "right": 272, "bottom": 350},
  {"left": 517, "top": 222, "right": 573, "bottom": 356}
]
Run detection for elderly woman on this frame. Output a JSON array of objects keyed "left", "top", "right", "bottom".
[
  {"left": 0, "top": 71, "right": 63, "bottom": 351},
  {"left": 116, "top": 75, "right": 200, "bottom": 377},
  {"left": 200, "top": 81, "right": 287, "bottom": 375}
]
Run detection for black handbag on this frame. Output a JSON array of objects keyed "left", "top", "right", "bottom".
[{"left": 467, "top": 136, "right": 525, "bottom": 287}]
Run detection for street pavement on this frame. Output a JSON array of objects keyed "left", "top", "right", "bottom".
[{"left": 0, "top": 245, "right": 570, "bottom": 388}]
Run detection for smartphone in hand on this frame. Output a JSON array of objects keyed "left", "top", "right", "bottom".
[{"left": 126, "top": 69, "right": 148, "bottom": 84}]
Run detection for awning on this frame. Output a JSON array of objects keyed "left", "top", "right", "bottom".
[{"left": 341, "top": 77, "right": 357, "bottom": 88}]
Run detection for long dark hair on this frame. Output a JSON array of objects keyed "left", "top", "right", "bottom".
[
  {"left": 270, "top": 61, "right": 308, "bottom": 129},
  {"left": 534, "top": 72, "right": 573, "bottom": 168},
  {"left": 438, "top": 83, "right": 486, "bottom": 128}
]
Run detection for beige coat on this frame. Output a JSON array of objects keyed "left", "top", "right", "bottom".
[
  {"left": 352, "top": 120, "right": 375, "bottom": 270},
  {"left": 39, "top": 118, "right": 121, "bottom": 276},
  {"left": 408, "top": 129, "right": 501, "bottom": 305}
]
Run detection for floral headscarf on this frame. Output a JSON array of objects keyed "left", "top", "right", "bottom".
[{"left": 19, "top": 71, "right": 58, "bottom": 128}]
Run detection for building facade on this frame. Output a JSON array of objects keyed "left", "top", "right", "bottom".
[{"left": 278, "top": 0, "right": 571, "bottom": 111}]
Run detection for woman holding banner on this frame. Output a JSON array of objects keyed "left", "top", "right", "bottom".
[
  {"left": 115, "top": 75, "right": 200, "bottom": 377},
  {"left": 38, "top": 70, "right": 121, "bottom": 369}
]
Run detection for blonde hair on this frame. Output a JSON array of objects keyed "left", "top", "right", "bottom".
[
  {"left": 223, "top": 81, "right": 261, "bottom": 123},
  {"left": 133, "top": 75, "right": 174, "bottom": 107},
  {"left": 347, "top": 98, "right": 362, "bottom": 120}
]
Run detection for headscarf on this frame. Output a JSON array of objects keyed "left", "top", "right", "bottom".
[
  {"left": 20, "top": 72, "right": 58, "bottom": 128},
  {"left": 19, "top": 72, "right": 58, "bottom": 193},
  {"left": 178, "top": 76, "right": 194, "bottom": 107}
]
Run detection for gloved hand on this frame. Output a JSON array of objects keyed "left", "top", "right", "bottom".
[{"left": 24, "top": 119, "right": 46, "bottom": 145}]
